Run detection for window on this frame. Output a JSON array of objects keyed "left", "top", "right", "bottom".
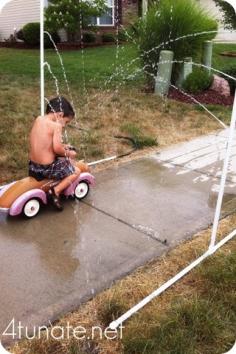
[{"left": 91, "top": 0, "right": 115, "bottom": 26}]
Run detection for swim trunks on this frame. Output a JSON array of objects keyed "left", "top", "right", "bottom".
[{"left": 29, "top": 158, "right": 75, "bottom": 181}]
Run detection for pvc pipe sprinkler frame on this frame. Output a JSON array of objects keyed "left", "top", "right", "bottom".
[
  {"left": 109, "top": 0, "right": 236, "bottom": 332},
  {"left": 0, "top": 0, "right": 235, "bottom": 353}
]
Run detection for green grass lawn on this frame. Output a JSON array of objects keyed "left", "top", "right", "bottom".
[
  {"left": 0, "top": 44, "right": 140, "bottom": 90},
  {"left": 212, "top": 43, "right": 236, "bottom": 72},
  {"left": 1, "top": 42, "right": 235, "bottom": 91}
]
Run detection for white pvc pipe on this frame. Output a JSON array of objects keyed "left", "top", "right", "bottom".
[
  {"left": 109, "top": 228, "right": 236, "bottom": 330},
  {"left": 209, "top": 90, "right": 236, "bottom": 250},
  {"left": 40, "top": 0, "right": 44, "bottom": 116},
  {"left": 109, "top": 91, "right": 236, "bottom": 329},
  {"left": 88, "top": 155, "right": 117, "bottom": 166}
]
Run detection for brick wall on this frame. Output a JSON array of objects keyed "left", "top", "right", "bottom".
[{"left": 121, "top": 0, "right": 139, "bottom": 27}]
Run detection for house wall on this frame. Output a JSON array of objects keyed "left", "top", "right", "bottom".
[
  {"left": 1, "top": 0, "right": 235, "bottom": 42},
  {"left": 0, "top": 0, "right": 40, "bottom": 41},
  {"left": 121, "top": 0, "right": 139, "bottom": 27},
  {"left": 95, "top": 0, "right": 139, "bottom": 33},
  {"left": 0, "top": 0, "right": 139, "bottom": 41}
]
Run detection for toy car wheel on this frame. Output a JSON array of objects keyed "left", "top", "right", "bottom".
[
  {"left": 74, "top": 181, "right": 89, "bottom": 200},
  {"left": 23, "top": 199, "right": 41, "bottom": 218}
]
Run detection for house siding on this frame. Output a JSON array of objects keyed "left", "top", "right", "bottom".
[{"left": 0, "top": 0, "right": 40, "bottom": 41}]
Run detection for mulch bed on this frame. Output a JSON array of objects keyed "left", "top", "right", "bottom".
[
  {"left": 220, "top": 51, "right": 236, "bottom": 57},
  {"left": 168, "top": 88, "right": 234, "bottom": 106},
  {"left": 0, "top": 42, "right": 32, "bottom": 49}
]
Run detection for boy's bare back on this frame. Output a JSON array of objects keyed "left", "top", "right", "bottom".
[{"left": 29, "top": 116, "right": 62, "bottom": 165}]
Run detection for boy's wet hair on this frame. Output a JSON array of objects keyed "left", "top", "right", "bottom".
[{"left": 46, "top": 96, "right": 75, "bottom": 118}]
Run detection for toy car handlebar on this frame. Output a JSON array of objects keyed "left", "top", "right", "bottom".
[{"left": 65, "top": 145, "right": 77, "bottom": 152}]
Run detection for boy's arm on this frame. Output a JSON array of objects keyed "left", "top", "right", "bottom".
[{"left": 53, "top": 124, "right": 75, "bottom": 158}]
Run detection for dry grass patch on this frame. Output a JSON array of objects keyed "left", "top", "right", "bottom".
[{"left": 1, "top": 80, "right": 227, "bottom": 185}]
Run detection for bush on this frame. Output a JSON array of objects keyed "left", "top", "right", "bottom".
[
  {"left": 44, "top": 30, "right": 60, "bottom": 48},
  {"left": 220, "top": 66, "right": 236, "bottom": 95},
  {"left": 182, "top": 68, "right": 213, "bottom": 94},
  {"left": 16, "top": 29, "right": 24, "bottom": 41},
  {"left": 82, "top": 32, "right": 96, "bottom": 43},
  {"left": 118, "top": 29, "right": 128, "bottom": 42},
  {"left": 22, "top": 22, "right": 60, "bottom": 48},
  {"left": 135, "top": 0, "right": 218, "bottom": 88},
  {"left": 22, "top": 23, "right": 40, "bottom": 46},
  {"left": 102, "top": 33, "right": 115, "bottom": 43}
]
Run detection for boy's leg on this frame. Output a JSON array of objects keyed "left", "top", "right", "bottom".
[
  {"left": 75, "top": 160, "right": 90, "bottom": 173},
  {"left": 48, "top": 159, "right": 81, "bottom": 210},
  {"left": 54, "top": 170, "right": 80, "bottom": 196}
]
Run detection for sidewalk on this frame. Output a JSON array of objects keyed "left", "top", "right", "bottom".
[{"left": 1, "top": 129, "right": 236, "bottom": 344}]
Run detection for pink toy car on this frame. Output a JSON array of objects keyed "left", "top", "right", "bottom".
[{"left": 0, "top": 172, "right": 95, "bottom": 218}]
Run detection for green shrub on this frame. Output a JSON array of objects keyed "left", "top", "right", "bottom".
[
  {"left": 44, "top": 30, "right": 60, "bottom": 48},
  {"left": 182, "top": 68, "right": 213, "bottom": 94},
  {"left": 16, "top": 29, "right": 24, "bottom": 41},
  {"left": 220, "top": 66, "right": 236, "bottom": 95},
  {"left": 135, "top": 0, "right": 218, "bottom": 88},
  {"left": 22, "top": 23, "right": 40, "bottom": 46},
  {"left": 118, "top": 29, "right": 128, "bottom": 42},
  {"left": 22, "top": 22, "right": 60, "bottom": 48},
  {"left": 83, "top": 32, "right": 96, "bottom": 43},
  {"left": 102, "top": 33, "right": 115, "bottom": 43}
]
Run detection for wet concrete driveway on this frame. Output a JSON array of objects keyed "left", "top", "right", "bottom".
[{"left": 1, "top": 129, "right": 236, "bottom": 342}]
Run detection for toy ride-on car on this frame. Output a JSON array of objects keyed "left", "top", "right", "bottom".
[{"left": 0, "top": 172, "right": 95, "bottom": 218}]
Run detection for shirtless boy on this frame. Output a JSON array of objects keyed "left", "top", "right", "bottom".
[{"left": 29, "top": 96, "right": 88, "bottom": 211}]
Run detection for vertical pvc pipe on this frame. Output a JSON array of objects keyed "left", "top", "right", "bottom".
[
  {"left": 40, "top": 0, "right": 44, "bottom": 117},
  {"left": 142, "top": 0, "right": 148, "bottom": 17},
  {"left": 176, "top": 57, "right": 193, "bottom": 87},
  {"left": 155, "top": 50, "right": 174, "bottom": 96},
  {"left": 209, "top": 90, "right": 236, "bottom": 250},
  {"left": 202, "top": 41, "right": 213, "bottom": 74}
]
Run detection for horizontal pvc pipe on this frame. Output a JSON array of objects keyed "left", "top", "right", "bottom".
[
  {"left": 109, "top": 229, "right": 236, "bottom": 330},
  {"left": 88, "top": 155, "right": 117, "bottom": 166}
]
